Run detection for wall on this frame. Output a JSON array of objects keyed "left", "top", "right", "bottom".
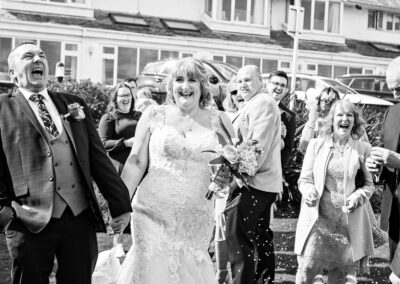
[
  {"left": 270, "top": 0, "right": 287, "bottom": 30},
  {"left": 93, "top": 0, "right": 137, "bottom": 13},
  {"left": 343, "top": 5, "right": 400, "bottom": 45}
]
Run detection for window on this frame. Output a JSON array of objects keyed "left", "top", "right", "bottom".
[
  {"left": 213, "top": 55, "right": 225, "bottom": 62},
  {"left": 226, "top": 56, "right": 243, "bottom": 68},
  {"left": 64, "top": 43, "right": 78, "bottom": 81},
  {"left": 205, "top": 0, "right": 213, "bottom": 16},
  {"left": 313, "top": 1, "right": 325, "bottom": 31},
  {"left": 40, "top": 41, "right": 61, "bottom": 76},
  {"left": 102, "top": 59, "right": 114, "bottom": 85},
  {"left": 139, "top": 49, "right": 158, "bottom": 74},
  {"left": 370, "top": 42, "right": 400, "bottom": 53},
  {"left": 300, "top": 0, "right": 341, "bottom": 34},
  {"left": 102, "top": 46, "right": 116, "bottom": 85},
  {"left": 333, "top": 66, "right": 347, "bottom": 78},
  {"left": 213, "top": 0, "right": 266, "bottom": 25},
  {"left": 181, "top": 53, "right": 194, "bottom": 58},
  {"left": 163, "top": 20, "right": 199, "bottom": 32},
  {"left": 395, "top": 16, "right": 400, "bottom": 30},
  {"left": 280, "top": 61, "right": 291, "bottom": 69},
  {"left": 261, "top": 59, "right": 278, "bottom": 74},
  {"left": 382, "top": 13, "right": 400, "bottom": 31},
  {"left": 306, "top": 64, "right": 316, "bottom": 72},
  {"left": 387, "top": 14, "right": 394, "bottom": 30},
  {"left": 160, "top": 50, "right": 179, "bottom": 60},
  {"left": 351, "top": 79, "right": 375, "bottom": 91},
  {"left": 15, "top": 38, "right": 37, "bottom": 46},
  {"left": 244, "top": 57, "right": 260, "bottom": 69},
  {"left": 110, "top": 14, "right": 148, "bottom": 26},
  {"left": 318, "top": 64, "right": 332, "bottom": 78},
  {"left": 117, "top": 47, "right": 138, "bottom": 81},
  {"left": 368, "top": 10, "right": 384, "bottom": 30},
  {"left": 349, "top": 67, "right": 362, "bottom": 74},
  {"left": 0, "top": 37, "right": 12, "bottom": 81}
]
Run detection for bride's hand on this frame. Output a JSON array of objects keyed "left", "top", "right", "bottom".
[{"left": 213, "top": 164, "right": 231, "bottom": 188}]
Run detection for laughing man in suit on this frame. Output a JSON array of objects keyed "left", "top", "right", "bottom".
[
  {"left": 0, "top": 41, "right": 132, "bottom": 284},
  {"left": 224, "top": 65, "right": 283, "bottom": 284}
]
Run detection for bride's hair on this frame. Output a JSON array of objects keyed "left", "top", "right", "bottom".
[{"left": 166, "top": 58, "right": 211, "bottom": 108}]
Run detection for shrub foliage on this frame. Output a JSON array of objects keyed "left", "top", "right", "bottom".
[{"left": 47, "top": 79, "right": 111, "bottom": 126}]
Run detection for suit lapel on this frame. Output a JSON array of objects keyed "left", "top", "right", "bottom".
[
  {"left": 12, "top": 89, "right": 48, "bottom": 140},
  {"left": 48, "top": 91, "right": 78, "bottom": 153}
]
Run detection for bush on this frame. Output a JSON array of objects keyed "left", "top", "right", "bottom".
[{"left": 47, "top": 79, "right": 111, "bottom": 126}]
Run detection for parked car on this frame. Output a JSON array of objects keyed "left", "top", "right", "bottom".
[
  {"left": 336, "top": 74, "right": 396, "bottom": 103},
  {"left": 0, "top": 80, "right": 14, "bottom": 94},
  {"left": 137, "top": 59, "right": 238, "bottom": 104},
  {"left": 262, "top": 73, "right": 393, "bottom": 107}
]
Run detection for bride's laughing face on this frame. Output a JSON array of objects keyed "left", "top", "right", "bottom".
[{"left": 172, "top": 73, "right": 201, "bottom": 108}]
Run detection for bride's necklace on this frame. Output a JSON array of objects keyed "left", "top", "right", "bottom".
[{"left": 180, "top": 109, "right": 200, "bottom": 134}]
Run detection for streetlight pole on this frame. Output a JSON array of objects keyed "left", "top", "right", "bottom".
[{"left": 289, "top": 0, "right": 302, "bottom": 111}]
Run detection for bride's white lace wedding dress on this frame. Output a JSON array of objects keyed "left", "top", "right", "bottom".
[{"left": 117, "top": 106, "right": 219, "bottom": 284}]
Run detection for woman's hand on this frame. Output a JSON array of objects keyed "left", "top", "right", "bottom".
[
  {"left": 342, "top": 198, "right": 356, "bottom": 214},
  {"left": 304, "top": 190, "right": 318, "bottom": 207}
]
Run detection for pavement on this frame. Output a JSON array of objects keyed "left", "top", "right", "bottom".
[{"left": 0, "top": 218, "right": 392, "bottom": 284}]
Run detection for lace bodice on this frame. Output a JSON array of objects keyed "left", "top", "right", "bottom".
[
  {"left": 146, "top": 106, "right": 221, "bottom": 182},
  {"left": 120, "top": 105, "right": 221, "bottom": 284}
]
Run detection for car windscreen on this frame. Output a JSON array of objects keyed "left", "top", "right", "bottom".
[
  {"left": 322, "top": 78, "right": 357, "bottom": 94},
  {"left": 142, "top": 61, "right": 177, "bottom": 75},
  {"left": 210, "top": 62, "right": 238, "bottom": 81}
]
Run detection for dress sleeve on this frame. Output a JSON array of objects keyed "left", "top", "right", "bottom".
[{"left": 98, "top": 113, "right": 127, "bottom": 153}]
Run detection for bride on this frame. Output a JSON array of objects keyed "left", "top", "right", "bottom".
[{"left": 117, "top": 58, "right": 235, "bottom": 284}]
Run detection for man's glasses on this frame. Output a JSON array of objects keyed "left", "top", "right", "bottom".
[
  {"left": 231, "top": 90, "right": 238, "bottom": 96},
  {"left": 270, "top": 81, "right": 287, "bottom": 89},
  {"left": 390, "top": 86, "right": 400, "bottom": 94}
]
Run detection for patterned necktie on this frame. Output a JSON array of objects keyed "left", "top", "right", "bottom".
[{"left": 29, "top": 93, "right": 60, "bottom": 137}]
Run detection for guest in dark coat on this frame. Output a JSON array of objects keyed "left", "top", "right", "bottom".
[
  {"left": 99, "top": 83, "right": 141, "bottom": 172},
  {"left": 266, "top": 70, "right": 296, "bottom": 168}
]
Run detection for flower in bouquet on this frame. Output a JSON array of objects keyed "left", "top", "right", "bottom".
[{"left": 204, "top": 139, "right": 263, "bottom": 200}]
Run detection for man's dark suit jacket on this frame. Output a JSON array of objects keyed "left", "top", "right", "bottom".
[
  {"left": 279, "top": 102, "right": 296, "bottom": 168},
  {"left": 0, "top": 89, "right": 132, "bottom": 233},
  {"left": 379, "top": 102, "right": 400, "bottom": 277}
]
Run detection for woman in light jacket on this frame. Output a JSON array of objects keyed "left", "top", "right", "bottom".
[{"left": 295, "top": 100, "right": 374, "bottom": 284}]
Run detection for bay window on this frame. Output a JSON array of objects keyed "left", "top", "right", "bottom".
[
  {"left": 298, "top": 0, "right": 341, "bottom": 34},
  {"left": 209, "top": 0, "right": 266, "bottom": 25},
  {"left": 369, "top": 11, "right": 400, "bottom": 31}
]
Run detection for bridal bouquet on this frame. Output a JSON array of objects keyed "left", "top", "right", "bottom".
[{"left": 204, "top": 138, "right": 263, "bottom": 200}]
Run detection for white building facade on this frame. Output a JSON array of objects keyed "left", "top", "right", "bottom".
[{"left": 0, "top": 0, "right": 399, "bottom": 85}]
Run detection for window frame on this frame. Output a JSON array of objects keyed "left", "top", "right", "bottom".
[
  {"left": 207, "top": 0, "right": 268, "bottom": 26},
  {"left": 300, "top": 0, "right": 342, "bottom": 34}
]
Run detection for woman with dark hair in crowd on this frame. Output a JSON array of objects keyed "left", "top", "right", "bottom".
[
  {"left": 98, "top": 82, "right": 142, "bottom": 256},
  {"left": 99, "top": 82, "right": 141, "bottom": 173}
]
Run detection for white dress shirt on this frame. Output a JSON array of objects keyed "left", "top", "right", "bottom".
[{"left": 19, "top": 88, "right": 63, "bottom": 135}]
